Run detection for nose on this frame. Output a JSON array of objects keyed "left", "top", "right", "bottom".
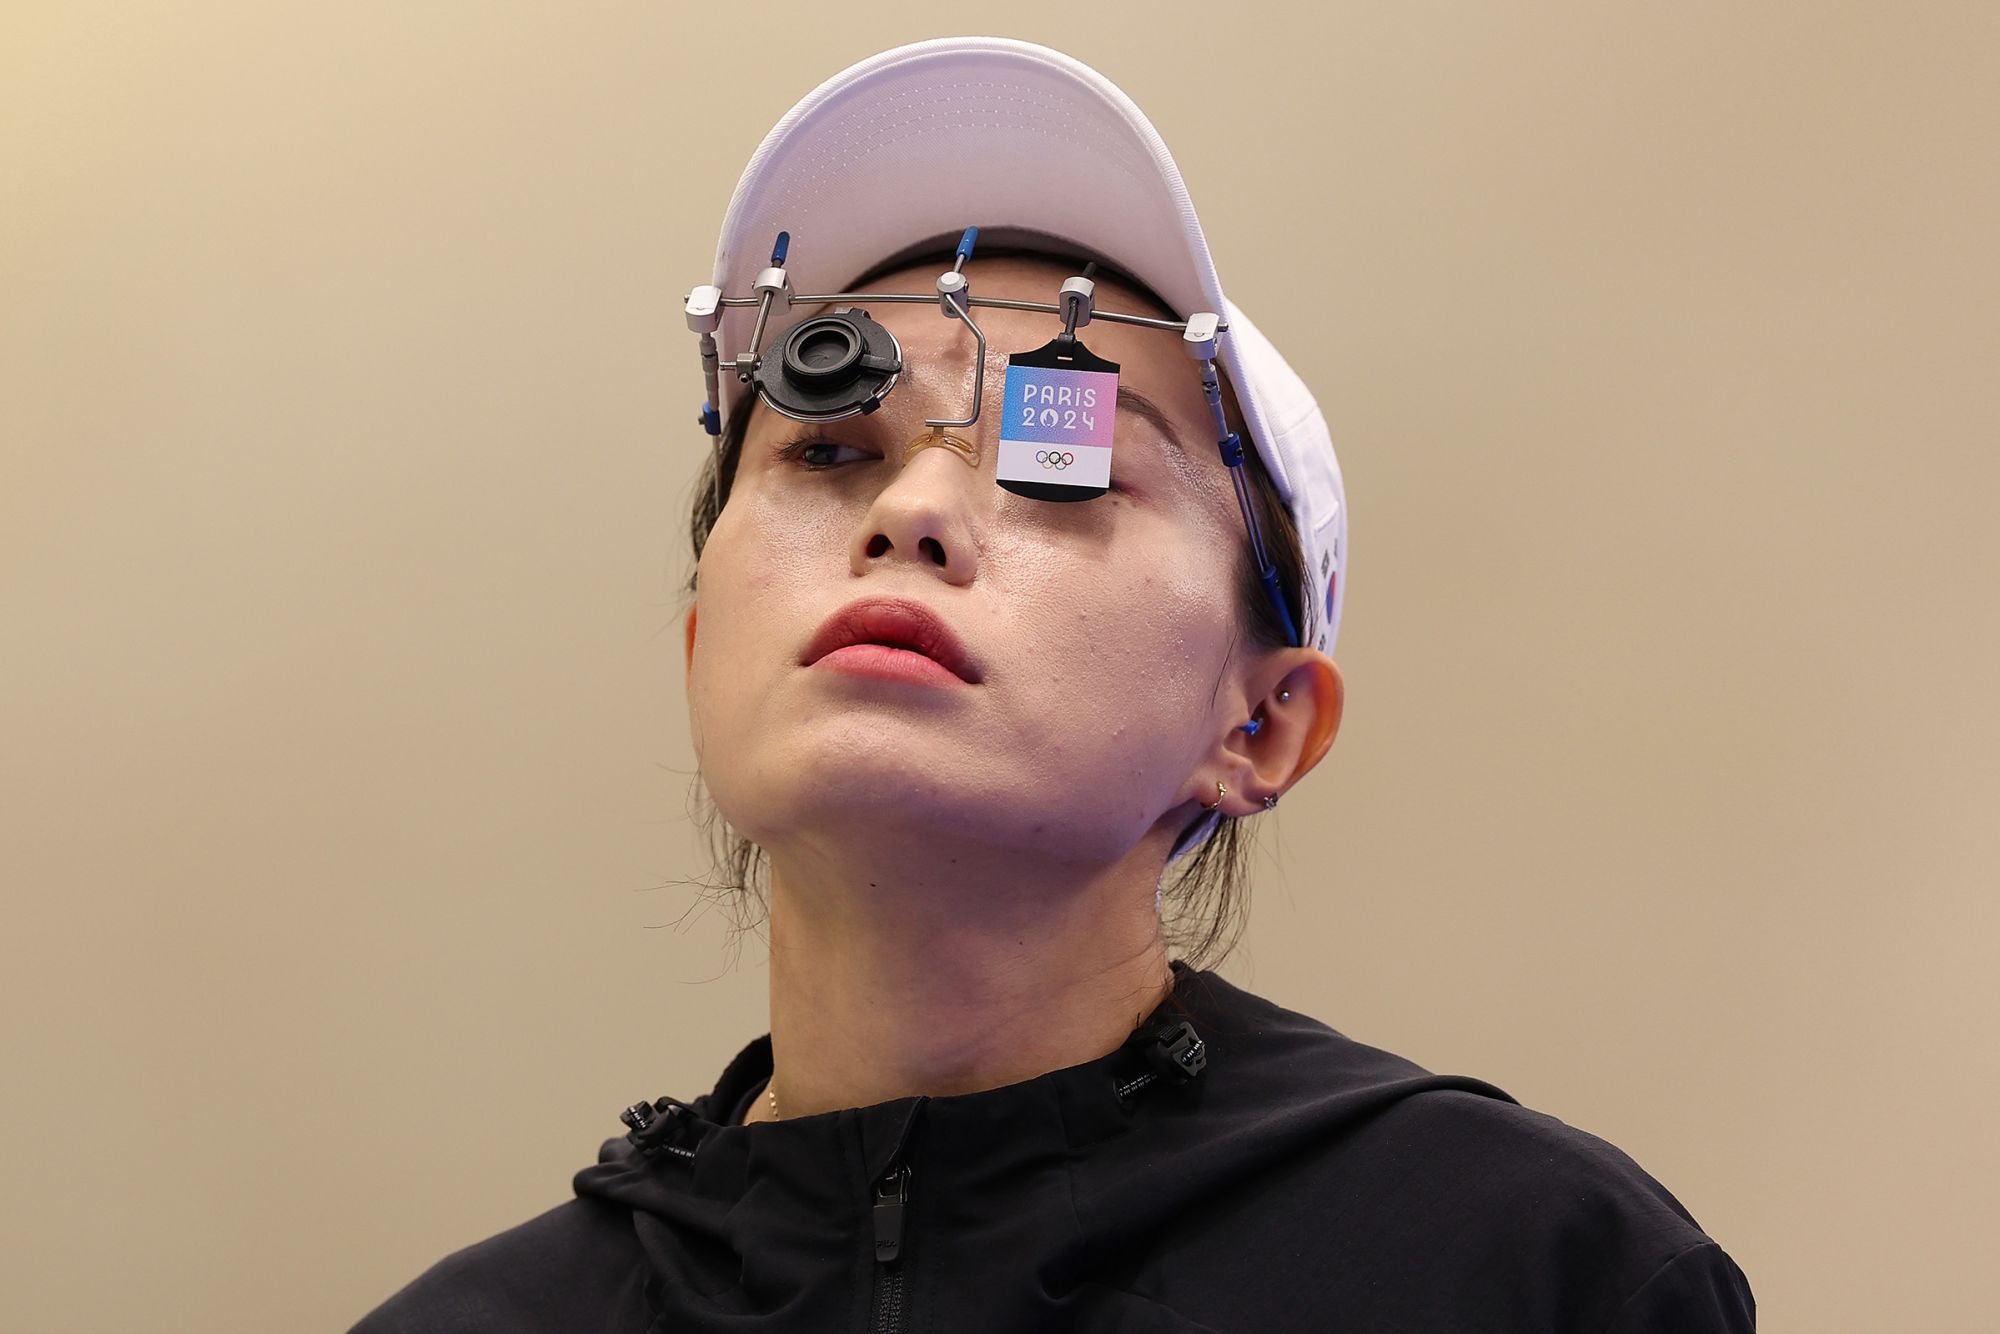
[{"left": 849, "top": 437, "right": 982, "bottom": 586}]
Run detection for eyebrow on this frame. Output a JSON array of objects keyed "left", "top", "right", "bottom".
[{"left": 1116, "top": 387, "right": 1194, "bottom": 457}]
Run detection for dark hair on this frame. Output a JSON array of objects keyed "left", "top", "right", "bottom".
[{"left": 677, "top": 243, "right": 1306, "bottom": 974}]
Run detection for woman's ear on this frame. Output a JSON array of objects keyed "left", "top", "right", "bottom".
[
  {"left": 1282, "top": 655, "right": 1344, "bottom": 780},
  {"left": 1209, "top": 652, "right": 1343, "bottom": 815}
]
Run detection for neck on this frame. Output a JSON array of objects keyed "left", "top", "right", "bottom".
[{"left": 746, "top": 835, "right": 1176, "bottom": 1123}]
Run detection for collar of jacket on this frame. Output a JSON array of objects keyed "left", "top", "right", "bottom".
[{"left": 570, "top": 960, "right": 1521, "bottom": 1325}]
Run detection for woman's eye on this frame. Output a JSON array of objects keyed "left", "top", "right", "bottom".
[{"left": 771, "top": 437, "right": 878, "bottom": 470}]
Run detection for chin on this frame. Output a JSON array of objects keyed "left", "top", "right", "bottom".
[
  {"left": 704, "top": 713, "right": 1171, "bottom": 859},
  {"left": 725, "top": 779, "right": 1157, "bottom": 873}
]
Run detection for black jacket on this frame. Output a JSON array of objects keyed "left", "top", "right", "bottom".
[{"left": 349, "top": 960, "right": 1755, "bottom": 1331}]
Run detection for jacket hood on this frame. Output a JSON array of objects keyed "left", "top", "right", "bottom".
[{"left": 573, "top": 960, "right": 1522, "bottom": 1326}]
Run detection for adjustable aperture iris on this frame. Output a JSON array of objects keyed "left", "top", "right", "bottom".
[{"left": 751, "top": 306, "right": 902, "bottom": 423}]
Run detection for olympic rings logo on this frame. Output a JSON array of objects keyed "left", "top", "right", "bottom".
[{"left": 1035, "top": 450, "right": 1076, "bottom": 470}]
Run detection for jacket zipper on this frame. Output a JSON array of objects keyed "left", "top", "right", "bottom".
[
  {"left": 870, "top": 1158, "right": 912, "bottom": 1332},
  {"left": 868, "top": 1096, "right": 929, "bottom": 1332}
]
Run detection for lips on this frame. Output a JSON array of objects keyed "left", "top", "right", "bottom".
[{"left": 801, "top": 597, "right": 980, "bottom": 683}]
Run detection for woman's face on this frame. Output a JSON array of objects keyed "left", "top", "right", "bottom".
[{"left": 685, "top": 255, "right": 1271, "bottom": 867}]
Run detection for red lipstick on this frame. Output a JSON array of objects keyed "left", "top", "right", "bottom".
[{"left": 801, "top": 597, "right": 980, "bottom": 685}]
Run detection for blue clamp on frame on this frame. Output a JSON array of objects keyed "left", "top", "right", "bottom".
[{"left": 1186, "top": 314, "right": 1301, "bottom": 648}]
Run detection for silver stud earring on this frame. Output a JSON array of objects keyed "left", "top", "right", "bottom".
[
  {"left": 1263, "top": 794, "right": 1279, "bottom": 810},
  {"left": 1277, "top": 688, "right": 1291, "bottom": 702}
]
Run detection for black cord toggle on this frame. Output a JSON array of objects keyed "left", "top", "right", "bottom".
[
  {"left": 1111, "top": 1017, "right": 1209, "bottom": 1109},
  {"left": 1141, "top": 1019, "right": 1209, "bottom": 1085},
  {"left": 620, "top": 1096, "right": 701, "bottom": 1155}
]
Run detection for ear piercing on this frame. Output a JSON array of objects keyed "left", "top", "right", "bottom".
[
  {"left": 1238, "top": 688, "right": 1293, "bottom": 734},
  {"left": 1198, "top": 780, "right": 1283, "bottom": 813},
  {"left": 1219, "top": 688, "right": 1293, "bottom": 812},
  {"left": 1198, "top": 781, "right": 1280, "bottom": 814}
]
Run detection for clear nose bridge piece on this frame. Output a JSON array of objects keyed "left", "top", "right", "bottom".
[
  {"left": 905, "top": 429, "right": 981, "bottom": 466},
  {"left": 683, "top": 225, "right": 1304, "bottom": 648}
]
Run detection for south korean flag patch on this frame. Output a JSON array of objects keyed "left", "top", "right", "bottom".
[{"left": 996, "top": 334, "right": 1120, "bottom": 502}]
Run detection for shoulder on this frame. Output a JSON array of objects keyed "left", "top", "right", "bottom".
[
  {"left": 1139, "top": 973, "right": 1757, "bottom": 1327},
  {"left": 1358, "top": 1086, "right": 1710, "bottom": 1242},
  {"left": 1204, "top": 977, "right": 1725, "bottom": 1259},
  {"left": 1602, "top": 1240, "right": 1758, "bottom": 1334},
  {"left": 345, "top": 1195, "right": 649, "bottom": 1334},
  {"left": 1327, "top": 1087, "right": 1755, "bottom": 1330}
]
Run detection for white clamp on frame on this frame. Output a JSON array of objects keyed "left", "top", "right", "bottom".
[{"left": 1056, "top": 266, "right": 1096, "bottom": 345}]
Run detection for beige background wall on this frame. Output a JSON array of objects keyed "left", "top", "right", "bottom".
[{"left": 3, "top": 3, "right": 1993, "bottom": 1329}]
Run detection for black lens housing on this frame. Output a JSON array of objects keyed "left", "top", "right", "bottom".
[{"left": 752, "top": 306, "right": 902, "bottom": 422}]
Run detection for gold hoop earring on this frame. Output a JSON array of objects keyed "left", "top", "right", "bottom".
[{"left": 1201, "top": 781, "right": 1228, "bottom": 812}]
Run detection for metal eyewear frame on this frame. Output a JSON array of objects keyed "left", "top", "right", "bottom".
[{"left": 684, "top": 226, "right": 1300, "bottom": 647}]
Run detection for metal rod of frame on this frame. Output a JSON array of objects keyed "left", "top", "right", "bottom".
[{"left": 715, "top": 292, "right": 1227, "bottom": 336}]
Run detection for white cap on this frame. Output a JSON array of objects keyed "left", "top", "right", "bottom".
[{"left": 703, "top": 36, "right": 1346, "bottom": 861}]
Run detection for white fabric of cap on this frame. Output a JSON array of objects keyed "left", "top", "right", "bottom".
[{"left": 705, "top": 36, "right": 1346, "bottom": 863}]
